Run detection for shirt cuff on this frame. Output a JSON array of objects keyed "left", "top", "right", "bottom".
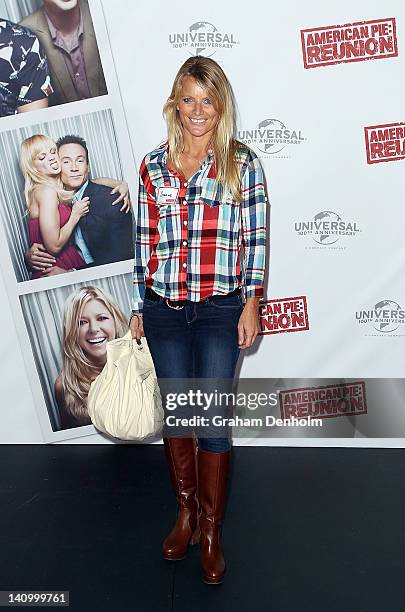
[{"left": 244, "top": 286, "right": 264, "bottom": 299}]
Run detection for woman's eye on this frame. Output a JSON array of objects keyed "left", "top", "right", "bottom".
[
  {"left": 98, "top": 316, "right": 109, "bottom": 321},
  {"left": 203, "top": 99, "right": 212, "bottom": 105},
  {"left": 183, "top": 97, "right": 192, "bottom": 103},
  {"left": 79, "top": 320, "right": 87, "bottom": 326}
]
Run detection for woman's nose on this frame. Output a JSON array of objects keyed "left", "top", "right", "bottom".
[{"left": 88, "top": 321, "right": 100, "bottom": 334}]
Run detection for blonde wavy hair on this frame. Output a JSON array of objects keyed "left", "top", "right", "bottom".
[
  {"left": 163, "top": 56, "right": 242, "bottom": 201},
  {"left": 60, "top": 286, "right": 128, "bottom": 424},
  {"left": 20, "top": 134, "right": 73, "bottom": 210}
]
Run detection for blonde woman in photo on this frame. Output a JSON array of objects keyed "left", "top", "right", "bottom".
[
  {"left": 21, "top": 134, "right": 88, "bottom": 278},
  {"left": 55, "top": 286, "right": 128, "bottom": 429}
]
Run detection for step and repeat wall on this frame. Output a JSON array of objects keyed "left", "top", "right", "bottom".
[{"left": 0, "top": 0, "right": 404, "bottom": 443}]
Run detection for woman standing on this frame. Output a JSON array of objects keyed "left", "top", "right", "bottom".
[{"left": 130, "top": 57, "right": 267, "bottom": 584}]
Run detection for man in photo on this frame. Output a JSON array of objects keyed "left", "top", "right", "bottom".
[
  {"left": 0, "top": 19, "right": 52, "bottom": 116},
  {"left": 20, "top": 0, "right": 107, "bottom": 106},
  {"left": 26, "top": 134, "right": 134, "bottom": 276}
]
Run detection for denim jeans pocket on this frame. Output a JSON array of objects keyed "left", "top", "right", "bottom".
[
  {"left": 143, "top": 297, "right": 160, "bottom": 309},
  {"left": 207, "top": 293, "right": 243, "bottom": 309}
]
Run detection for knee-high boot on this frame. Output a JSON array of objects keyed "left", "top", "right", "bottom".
[
  {"left": 162, "top": 437, "right": 200, "bottom": 560},
  {"left": 197, "top": 448, "right": 231, "bottom": 584}
]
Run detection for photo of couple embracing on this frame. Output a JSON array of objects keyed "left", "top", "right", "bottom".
[{"left": 21, "top": 133, "right": 134, "bottom": 280}]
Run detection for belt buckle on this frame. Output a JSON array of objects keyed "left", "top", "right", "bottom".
[{"left": 165, "top": 298, "right": 184, "bottom": 310}]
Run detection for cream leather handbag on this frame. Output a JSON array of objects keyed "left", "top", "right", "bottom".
[{"left": 88, "top": 331, "right": 163, "bottom": 440}]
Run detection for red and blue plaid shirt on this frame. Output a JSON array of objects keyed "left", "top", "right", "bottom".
[{"left": 132, "top": 142, "right": 267, "bottom": 313}]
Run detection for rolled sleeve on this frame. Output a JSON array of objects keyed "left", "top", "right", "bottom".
[
  {"left": 132, "top": 160, "right": 159, "bottom": 313},
  {"left": 240, "top": 154, "right": 267, "bottom": 300}
]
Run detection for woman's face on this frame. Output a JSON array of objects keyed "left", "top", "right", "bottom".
[
  {"left": 77, "top": 299, "right": 116, "bottom": 363},
  {"left": 177, "top": 76, "right": 219, "bottom": 140},
  {"left": 32, "top": 142, "right": 60, "bottom": 176}
]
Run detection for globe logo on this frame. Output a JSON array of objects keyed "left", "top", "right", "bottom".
[
  {"left": 312, "top": 210, "right": 342, "bottom": 245},
  {"left": 256, "top": 119, "right": 288, "bottom": 155},
  {"left": 188, "top": 22, "right": 217, "bottom": 56},
  {"left": 373, "top": 300, "right": 402, "bottom": 333}
]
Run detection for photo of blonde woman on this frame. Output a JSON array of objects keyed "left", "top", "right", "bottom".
[
  {"left": 55, "top": 286, "right": 128, "bottom": 429},
  {"left": 20, "top": 134, "right": 88, "bottom": 278}
]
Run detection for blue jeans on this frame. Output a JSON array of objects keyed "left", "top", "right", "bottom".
[{"left": 142, "top": 289, "right": 243, "bottom": 452}]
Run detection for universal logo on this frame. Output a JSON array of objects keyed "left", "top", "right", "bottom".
[
  {"left": 168, "top": 22, "right": 239, "bottom": 56},
  {"left": 238, "top": 119, "right": 306, "bottom": 158},
  {"left": 294, "top": 210, "right": 361, "bottom": 248},
  {"left": 356, "top": 300, "right": 405, "bottom": 336}
]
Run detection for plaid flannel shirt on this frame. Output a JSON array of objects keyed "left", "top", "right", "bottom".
[{"left": 132, "top": 142, "right": 267, "bottom": 313}]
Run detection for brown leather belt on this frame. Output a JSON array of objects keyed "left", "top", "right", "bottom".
[{"left": 144, "top": 287, "right": 241, "bottom": 309}]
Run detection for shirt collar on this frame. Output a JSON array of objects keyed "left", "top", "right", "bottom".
[
  {"left": 72, "top": 179, "right": 89, "bottom": 202},
  {"left": 44, "top": 7, "right": 84, "bottom": 43}
]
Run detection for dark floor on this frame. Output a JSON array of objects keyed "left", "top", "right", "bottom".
[{"left": 0, "top": 445, "right": 404, "bottom": 612}]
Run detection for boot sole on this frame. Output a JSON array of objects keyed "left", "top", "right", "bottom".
[
  {"left": 163, "top": 528, "right": 200, "bottom": 561},
  {"left": 203, "top": 575, "right": 224, "bottom": 585}
]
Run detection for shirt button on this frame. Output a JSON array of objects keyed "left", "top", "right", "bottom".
[
  {"left": 184, "top": 220, "right": 188, "bottom": 226},
  {"left": 183, "top": 201, "right": 187, "bottom": 206},
  {"left": 182, "top": 263, "right": 187, "bottom": 268},
  {"left": 184, "top": 182, "right": 188, "bottom": 187},
  {"left": 182, "top": 240, "right": 187, "bottom": 246},
  {"left": 75, "top": 72, "right": 80, "bottom": 77}
]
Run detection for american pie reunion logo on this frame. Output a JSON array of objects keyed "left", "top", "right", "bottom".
[
  {"left": 259, "top": 297, "right": 309, "bottom": 335},
  {"left": 364, "top": 122, "right": 405, "bottom": 164},
  {"left": 301, "top": 18, "right": 398, "bottom": 68},
  {"left": 279, "top": 382, "right": 367, "bottom": 419}
]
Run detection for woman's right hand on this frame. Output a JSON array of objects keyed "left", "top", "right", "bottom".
[
  {"left": 71, "top": 197, "right": 90, "bottom": 221},
  {"left": 130, "top": 314, "right": 144, "bottom": 340}
]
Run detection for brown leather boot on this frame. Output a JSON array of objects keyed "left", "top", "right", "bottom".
[
  {"left": 198, "top": 448, "right": 231, "bottom": 584},
  {"left": 162, "top": 437, "right": 200, "bottom": 560}
]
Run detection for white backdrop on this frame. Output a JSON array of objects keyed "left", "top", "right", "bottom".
[
  {"left": 102, "top": 0, "right": 405, "bottom": 379},
  {"left": 0, "top": 0, "right": 404, "bottom": 443}
]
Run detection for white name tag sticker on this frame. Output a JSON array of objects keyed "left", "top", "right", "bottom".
[{"left": 157, "top": 187, "right": 179, "bottom": 206}]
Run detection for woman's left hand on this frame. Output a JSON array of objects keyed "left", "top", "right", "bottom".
[
  {"left": 111, "top": 181, "right": 131, "bottom": 212},
  {"left": 238, "top": 298, "right": 260, "bottom": 349}
]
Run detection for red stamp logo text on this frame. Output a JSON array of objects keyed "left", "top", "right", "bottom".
[
  {"left": 279, "top": 382, "right": 367, "bottom": 419},
  {"left": 259, "top": 296, "right": 309, "bottom": 335},
  {"left": 301, "top": 18, "right": 398, "bottom": 68},
  {"left": 364, "top": 122, "right": 405, "bottom": 164}
]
